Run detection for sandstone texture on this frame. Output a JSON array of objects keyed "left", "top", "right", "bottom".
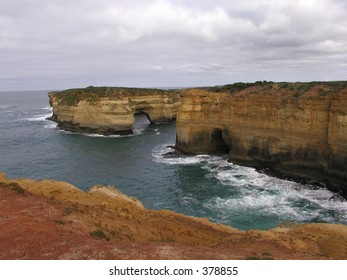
[
  {"left": 48, "top": 86, "right": 181, "bottom": 135},
  {"left": 175, "top": 82, "right": 347, "bottom": 195},
  {"left": 1, "top": 173, "right": 347, "bottom": 260}
]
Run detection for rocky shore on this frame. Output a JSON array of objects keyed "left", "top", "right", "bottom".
[
  {"left": 175, "top": 81, "right": 347, "bottom": 196},
  {"left": 1, "top": 173, "right": 347, "bottom": 260}
]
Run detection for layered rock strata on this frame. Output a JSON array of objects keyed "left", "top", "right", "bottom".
[
  {"left": 1, "top": 173, "right": 347, "bottom": 259},
  {"left": 48, "top": 87, "right": 181, "bottom": 135},
  {"left": 175, "top": 82, "right": 347, "bottom": 195}
]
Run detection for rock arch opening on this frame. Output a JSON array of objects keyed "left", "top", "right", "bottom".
[{"left": 134, "top": 112, "right": 151, "bottom": 129}]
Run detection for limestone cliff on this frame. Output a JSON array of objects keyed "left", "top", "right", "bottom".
[
  {"left": 1, "top": 173, "right": 347, "bottom": 259},
  {"left": 175, "top": 82, "right": 347, "bottom": 195},
  {"left": 48, "top": 86, "right": 181, "bottom": 135}
]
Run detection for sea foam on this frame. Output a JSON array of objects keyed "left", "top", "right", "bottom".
[
  {"left": 152, "top": 143, "right": 347, "bottom": 227},
  {"left": 58, "top": 128, "right": 145, "bottom": 138},
  {"left": 152, "top": 144, "right": 216, "bottom": 165},
  {"left": 26, "top": 112, "right": 52, "bottom": 122}
]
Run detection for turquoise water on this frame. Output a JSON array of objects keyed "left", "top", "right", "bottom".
[{"left": 1, "top": 90, "right": 346, "bottom": 230}]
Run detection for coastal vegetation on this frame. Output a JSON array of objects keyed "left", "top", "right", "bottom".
[
  {"left": 90, "top": 230, "right": 109, "bottom": 240},
  {"left": 52, "top": 86, "right": 179, "bottom": 106},
  {"left": 207, "top": 80, "right": 347, "bottom": 95},
  {"left": 0, "top": 182, "right": 25, "bottom": 194},
  {"left": 206, "top": 80, "right": 275, "bottom": 93}
]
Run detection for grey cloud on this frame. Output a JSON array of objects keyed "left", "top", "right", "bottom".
[{"left": 0, "top": 0, "right": 347, "bottom": 91}]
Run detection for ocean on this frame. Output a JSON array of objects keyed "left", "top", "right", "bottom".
[{"left": 1, "top": 90, "right": 346, "bottom": 230}]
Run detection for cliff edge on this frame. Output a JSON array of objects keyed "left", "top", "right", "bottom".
[
  {"left": 48, "top": 86, "right": 181, "bottom": 135},
  {"left": 175, "top": 81, "right": 347, "bottom": 196},
  {"left": 1, "top": 173, "right": 347, "bottom": 259}
]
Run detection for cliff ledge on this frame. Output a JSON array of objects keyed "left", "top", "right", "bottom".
[
  {"left": 1, "top": 173, "right": 347, "bottom": 260},
  {"left": 175, "top": 81, "right": 347, "bottom": 196}
]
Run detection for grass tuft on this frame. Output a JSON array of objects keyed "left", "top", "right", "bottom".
[{"left": 90, "top": 230, "right": 109, "bottom": 240}]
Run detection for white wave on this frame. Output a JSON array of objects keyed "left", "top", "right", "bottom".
[
  {"left": 154, "top": 155, "right": 204, "bottom": 165},
  {"left": 203, "top": 167, "right": 347, "bottom": 225},
  {"left": 153, "top": 143, "right": 347, "bottom": 225},
  {"left": 152, "top": 144, "right": 215, "bottom": 165},
  {"left": 83, "top": 133, "right": 123, "bottom": 138},
  {"left": 44, "top": 122, "right": 58, "bottom": 129},
  {"left": 200, "top": 157, "right": 275, "bottom": 189},
  {"left": 59, "top": 128, "right": 145, "bottom": 138},
  {"left": 205, "top": 194, "right": 306, "bottom": 222},
  {"left": 294, "top": 187, "right": 347, "bottom": 211},
  {"left": 25, "top": 112, "right": 52, "bottom": 122},
  {"left": 41, "top": 106, "right": 52, "bottom": 110}
]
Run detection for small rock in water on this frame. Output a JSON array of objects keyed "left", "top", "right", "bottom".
[
  {"left": 329, "top": 193, "right": 345, "bottom": 202},
  {"left": 163, "top": 151, "right": 184, "bottom": 158},
  {"left": 218, "top": 165, "right": 233, "bottom": 171},
  {"left": 209, "top": 164, "right": 219, "bottom": 169},
  {"left": 166, "top": 145, "right": 175, "bottom": 150}
]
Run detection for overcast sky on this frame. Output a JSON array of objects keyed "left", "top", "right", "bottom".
[{"left": 1, "top": 0, "right": 347, "bottom": 91}]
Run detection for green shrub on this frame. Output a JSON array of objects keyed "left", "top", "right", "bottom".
[
  {"left": 208, "top": 81, "right": 274, "bottom": 94},
  {"left": 90, "top": 230, "right": 109, "bottom": 240},
  {"left": 208, "top": 81, "right": 347, "bottom": 95},
  {"left": 53, "top": 220, "right": 65, "bottom": 225},
  {"left": 0, "top": 182, "right": 25, "bottom": 193},
  {"left": 51, "top": 86, "right": 179, "bottom": 107}
]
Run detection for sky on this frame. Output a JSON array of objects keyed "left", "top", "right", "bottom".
[{"left": 1, "top": 0, "right": 347, "bottom": 91}]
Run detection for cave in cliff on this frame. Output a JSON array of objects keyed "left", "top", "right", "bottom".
[{"left": 210, "top": 128, "right": 230, "bottom": 154}]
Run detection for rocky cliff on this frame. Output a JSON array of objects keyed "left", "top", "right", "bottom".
[
  {"left": 1, "top": 173, "right": 347, "bottom": 259},
  {"left": 48, "top": 86, "right": 181, "bottom": 135},
  {"left": 175, "top": 82, "right": 347, "bottom": 195}
]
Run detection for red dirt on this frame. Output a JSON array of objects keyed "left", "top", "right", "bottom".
[{"left": 1, "top": 174, "right": 347, "bottom": 260}]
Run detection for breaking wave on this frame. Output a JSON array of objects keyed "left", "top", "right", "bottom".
[
  {"left": 58, "top": 128, "right": 145, "bottom": 138},
  {"left": 152, "top": 144, "right": 221, "bottom": 165},
  {"left": 26, "top": 112, "right": 53, "bottom": 122},
  {"left": 152, "top": 143, "right": 347, "bottom": 229},
  {"left": 24, "top": 106, "right": 53, "bottom": 122}
]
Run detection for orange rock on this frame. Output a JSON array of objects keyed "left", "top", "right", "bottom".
[
  {"left": 175, "top": 82, "right": 347, "bottom": 195},
  {"left": 48, "top": 87, "right": 181, "bottom": 135}
]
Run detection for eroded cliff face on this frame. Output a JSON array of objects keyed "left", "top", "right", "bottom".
[
  {"left": 175, "top": 82, "right": 347, "bottom": 195},
  {"left": 48, "top": 87, "right": 181, "bottom": 135},
  {"left": 1, "top": 173, "right": 347, "bottom": 259}
]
